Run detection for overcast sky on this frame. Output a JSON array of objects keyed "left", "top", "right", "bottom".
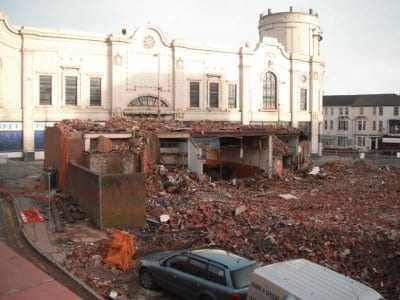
[{"left": 1, "top": 0, "right": 399, "bottom": 95}]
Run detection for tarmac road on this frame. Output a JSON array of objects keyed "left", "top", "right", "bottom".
[{"left": 0, "top": 195, "right": 98, "bottom": 300}]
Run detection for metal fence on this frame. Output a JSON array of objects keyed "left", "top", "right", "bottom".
[
  {"left": 313, "top": 151, "right": 400, "bottom": 167},
  {"left": 0, "top": 157, "right": 52, "bottom": 223}
]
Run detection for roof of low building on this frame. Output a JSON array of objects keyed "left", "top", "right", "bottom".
[{"left": 323, "top": 94, "right": 400, "bottom": 107}]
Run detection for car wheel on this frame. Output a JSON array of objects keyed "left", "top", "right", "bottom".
[{"left": 139, "top": 269, "right": 156, "bottom": 290}]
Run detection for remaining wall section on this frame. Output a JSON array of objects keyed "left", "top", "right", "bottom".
[
  {"left": 101, "top": 173, "right": 146, "bottom": 228},
  {"left": 67, "top": 163, "right": 101, "bottom": 226},
  {"left": 67, "top": 162, "right": 146, "bottom": 228}
]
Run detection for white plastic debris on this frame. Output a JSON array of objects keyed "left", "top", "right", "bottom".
[
  {"left": 279, "top": 194, "right": 298, "bottom": 200},
  {"left": 160, "top": 214, "right": 170, "bottom": 223},
  {"left": 308, "top": 166, "right": 320, "bottom": 175},
  {"left": 109, "top": 290, "right": 118, "bottom": 299}
]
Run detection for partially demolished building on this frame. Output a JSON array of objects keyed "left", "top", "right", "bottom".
[{"left": 43, "top": 118, "right": 305, "bottom": 228}]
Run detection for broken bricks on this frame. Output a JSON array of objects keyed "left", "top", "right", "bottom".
[{"left": 59, "top": 156, "right": 399, "bottom": 299}]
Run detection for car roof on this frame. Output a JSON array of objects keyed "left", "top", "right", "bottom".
[{"left": 188, "top": 249, "right": 255, "bottom": 270}]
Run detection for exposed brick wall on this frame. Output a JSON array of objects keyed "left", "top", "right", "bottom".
[
  {"left": 83, "top": 153, "right": 141, "bottom": 175},
  {"left": 44, "top": 126, "right": 84, "bottom": 191}
]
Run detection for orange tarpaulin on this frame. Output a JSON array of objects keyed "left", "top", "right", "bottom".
[{"left": 103, "top": 231, "right": 135, "bottom": 271}]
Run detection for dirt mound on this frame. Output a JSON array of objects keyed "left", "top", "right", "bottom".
[
  {"left": 320, "top": 161, "right": 347, "bottom": 173},
  {"left": 353, "top": 159, "right": 381, "bottom": 172}
]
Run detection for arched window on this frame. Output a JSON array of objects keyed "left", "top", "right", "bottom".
[
  {"left": 263, "top": 72, "right": 277, "bottom": 109},
  {"left": 128, "top": 95, "right": 168, "bottom": 107}
]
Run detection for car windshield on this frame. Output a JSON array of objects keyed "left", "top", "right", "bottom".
[{"left": 231, "top": 263, "right": 258, "bottom": 289}]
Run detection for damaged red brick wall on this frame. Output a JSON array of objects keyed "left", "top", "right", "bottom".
[
  {"left": 83, "top": 153, "right": 141, "bottom": 175},
  {"left": 146, "top": 131, "right": 160, "bottom": 164},
  {"left": 44, "top": 126, "right": 85, "bottom": 191}
]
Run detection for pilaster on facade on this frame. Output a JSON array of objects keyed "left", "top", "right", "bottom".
[{"left": 239, "top": 46, "right": 253, "bottom": 125}]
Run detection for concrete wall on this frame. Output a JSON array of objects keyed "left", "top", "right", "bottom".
[
  {"left": 67, "top": 163, "right": 101, "bottom": 226},
  {"left": 67, "top": 162, "right": 146, "bottom": 228},
  {"left": 101, "top": 173, "right": 146, "bottom": 228},
  {"left": 187, "top": 138, "right": 203, "bottom": 177}
]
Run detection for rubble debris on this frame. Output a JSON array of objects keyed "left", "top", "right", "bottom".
[
  {"left": 53, "top": 123, "right": 400, "bottom": 299},
  {"left": 234, "top": 205, "right": 246, "bottom": 216},
  {"left": 50, "top": 200, "right": 64, "bottom": 232},
  {"left": 96, "top": 135, "right": 113, "bottom": 153}
]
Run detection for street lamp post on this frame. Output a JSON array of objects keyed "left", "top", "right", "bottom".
[{"left": 154, "top": 54, "right": 161, "bottom": 122}]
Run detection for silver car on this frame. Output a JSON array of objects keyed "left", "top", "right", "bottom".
[{"left": 138, "top": 248, "right": 258, "bottom": 300}]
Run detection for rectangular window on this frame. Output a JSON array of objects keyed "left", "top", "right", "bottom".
[
  {"left": 330, "top": 107, "right": 334, "bottom": 115},
  {"left": 372, "top": 121, "right": 376, "bottom": 131},
  {"left": 263, "top": 73, "right": 277, "bottom": 109},
  {"left": 394, "top": 106, "right": 399, "bottom": 116},
  {"left": 372, "top": 106, "right": 376, "bottom": 115},
  {"left": 339, "top": 107, "right": 343, "bottom": 115},
  {"left": 209, "top": 82, "right": 219, "bottom": 108},
  {"left": 168, "top": 255, "right": 189, "bottom": 272},
  {"left": 345, "top": 107, "right": 349, "bottom": 115},
  {"left": 330, "top": 120, "right": 333, "bottom": 130},
  {"left": 379, "top": 120, "right": 383, "bottom": 132},
  {"left": 39, "top": 75, "right": 52, "bottom": 105},
  {"left": 300, "top": 88, "right": 307, "bottom": 110},
  {"left": 338, "top": 120, "right": 348, "bottom": 131},
  {"left": 324, "top": 120, "right": 327, "bottom": 130},
  {"left": 187, "top": 259, "right": 207, "bottom": 279},
  {"left": 190, "top": 82, "right": 200, "bottom": 108},
  {"left": 338, "top": 136, "right": 347, "bottom": 147},
  {"left": 65, "top": 76, "right": 78, "bottom": 105},
  {"left": 379, "top": 106, "right": 383, "bottom": 116},
  {"left": 357, "top": 120, "right": 366, "bottom": 131},
  {"left": 90, "top": 77, "right": 101, "bottom": 106},
  {"left": 359, "top": 107, "right": 364, "bottom": 115},
  {"left": 389, "top": 120, "right": 400, "bottom": 134},
  {"left": 228, "top": 84, "right": 237, "bottom": 109},
  {"left": 208, "top": 265, "right": 226, "bottom": 286},
  {"left": 357, "top": 136, "right": 366, "bottom": 147},
  {"left": 324, "top": 107, "right": 328, "bottom": 115},
  {"left": 0, "top": 130, "right": 23, "bottom": 151}
]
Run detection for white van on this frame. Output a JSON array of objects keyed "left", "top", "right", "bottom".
[{"left": 247, "top": 259, "right": 384, "bottom": 300}]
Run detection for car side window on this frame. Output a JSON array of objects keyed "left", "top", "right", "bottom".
[
  {"left": 208, "top": 264, "right": 226, "bottom": 285},
  {"left": 167, "top": 255, "right": 188, "bottom": 272},
  {"left": 186, "top": 258, "right": 207, "bottom": 279}
]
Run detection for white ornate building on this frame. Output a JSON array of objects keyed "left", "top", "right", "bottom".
[{"left": 0, "top": 7, "right": 324, "bottom": 160}]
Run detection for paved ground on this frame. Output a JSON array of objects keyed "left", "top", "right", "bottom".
[{"left": 0, "top": 241, "right": 80, "bottom": 300}]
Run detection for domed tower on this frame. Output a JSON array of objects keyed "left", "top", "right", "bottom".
[{"left": 258, "top": 7, "right": 323, "bottom": 57}]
